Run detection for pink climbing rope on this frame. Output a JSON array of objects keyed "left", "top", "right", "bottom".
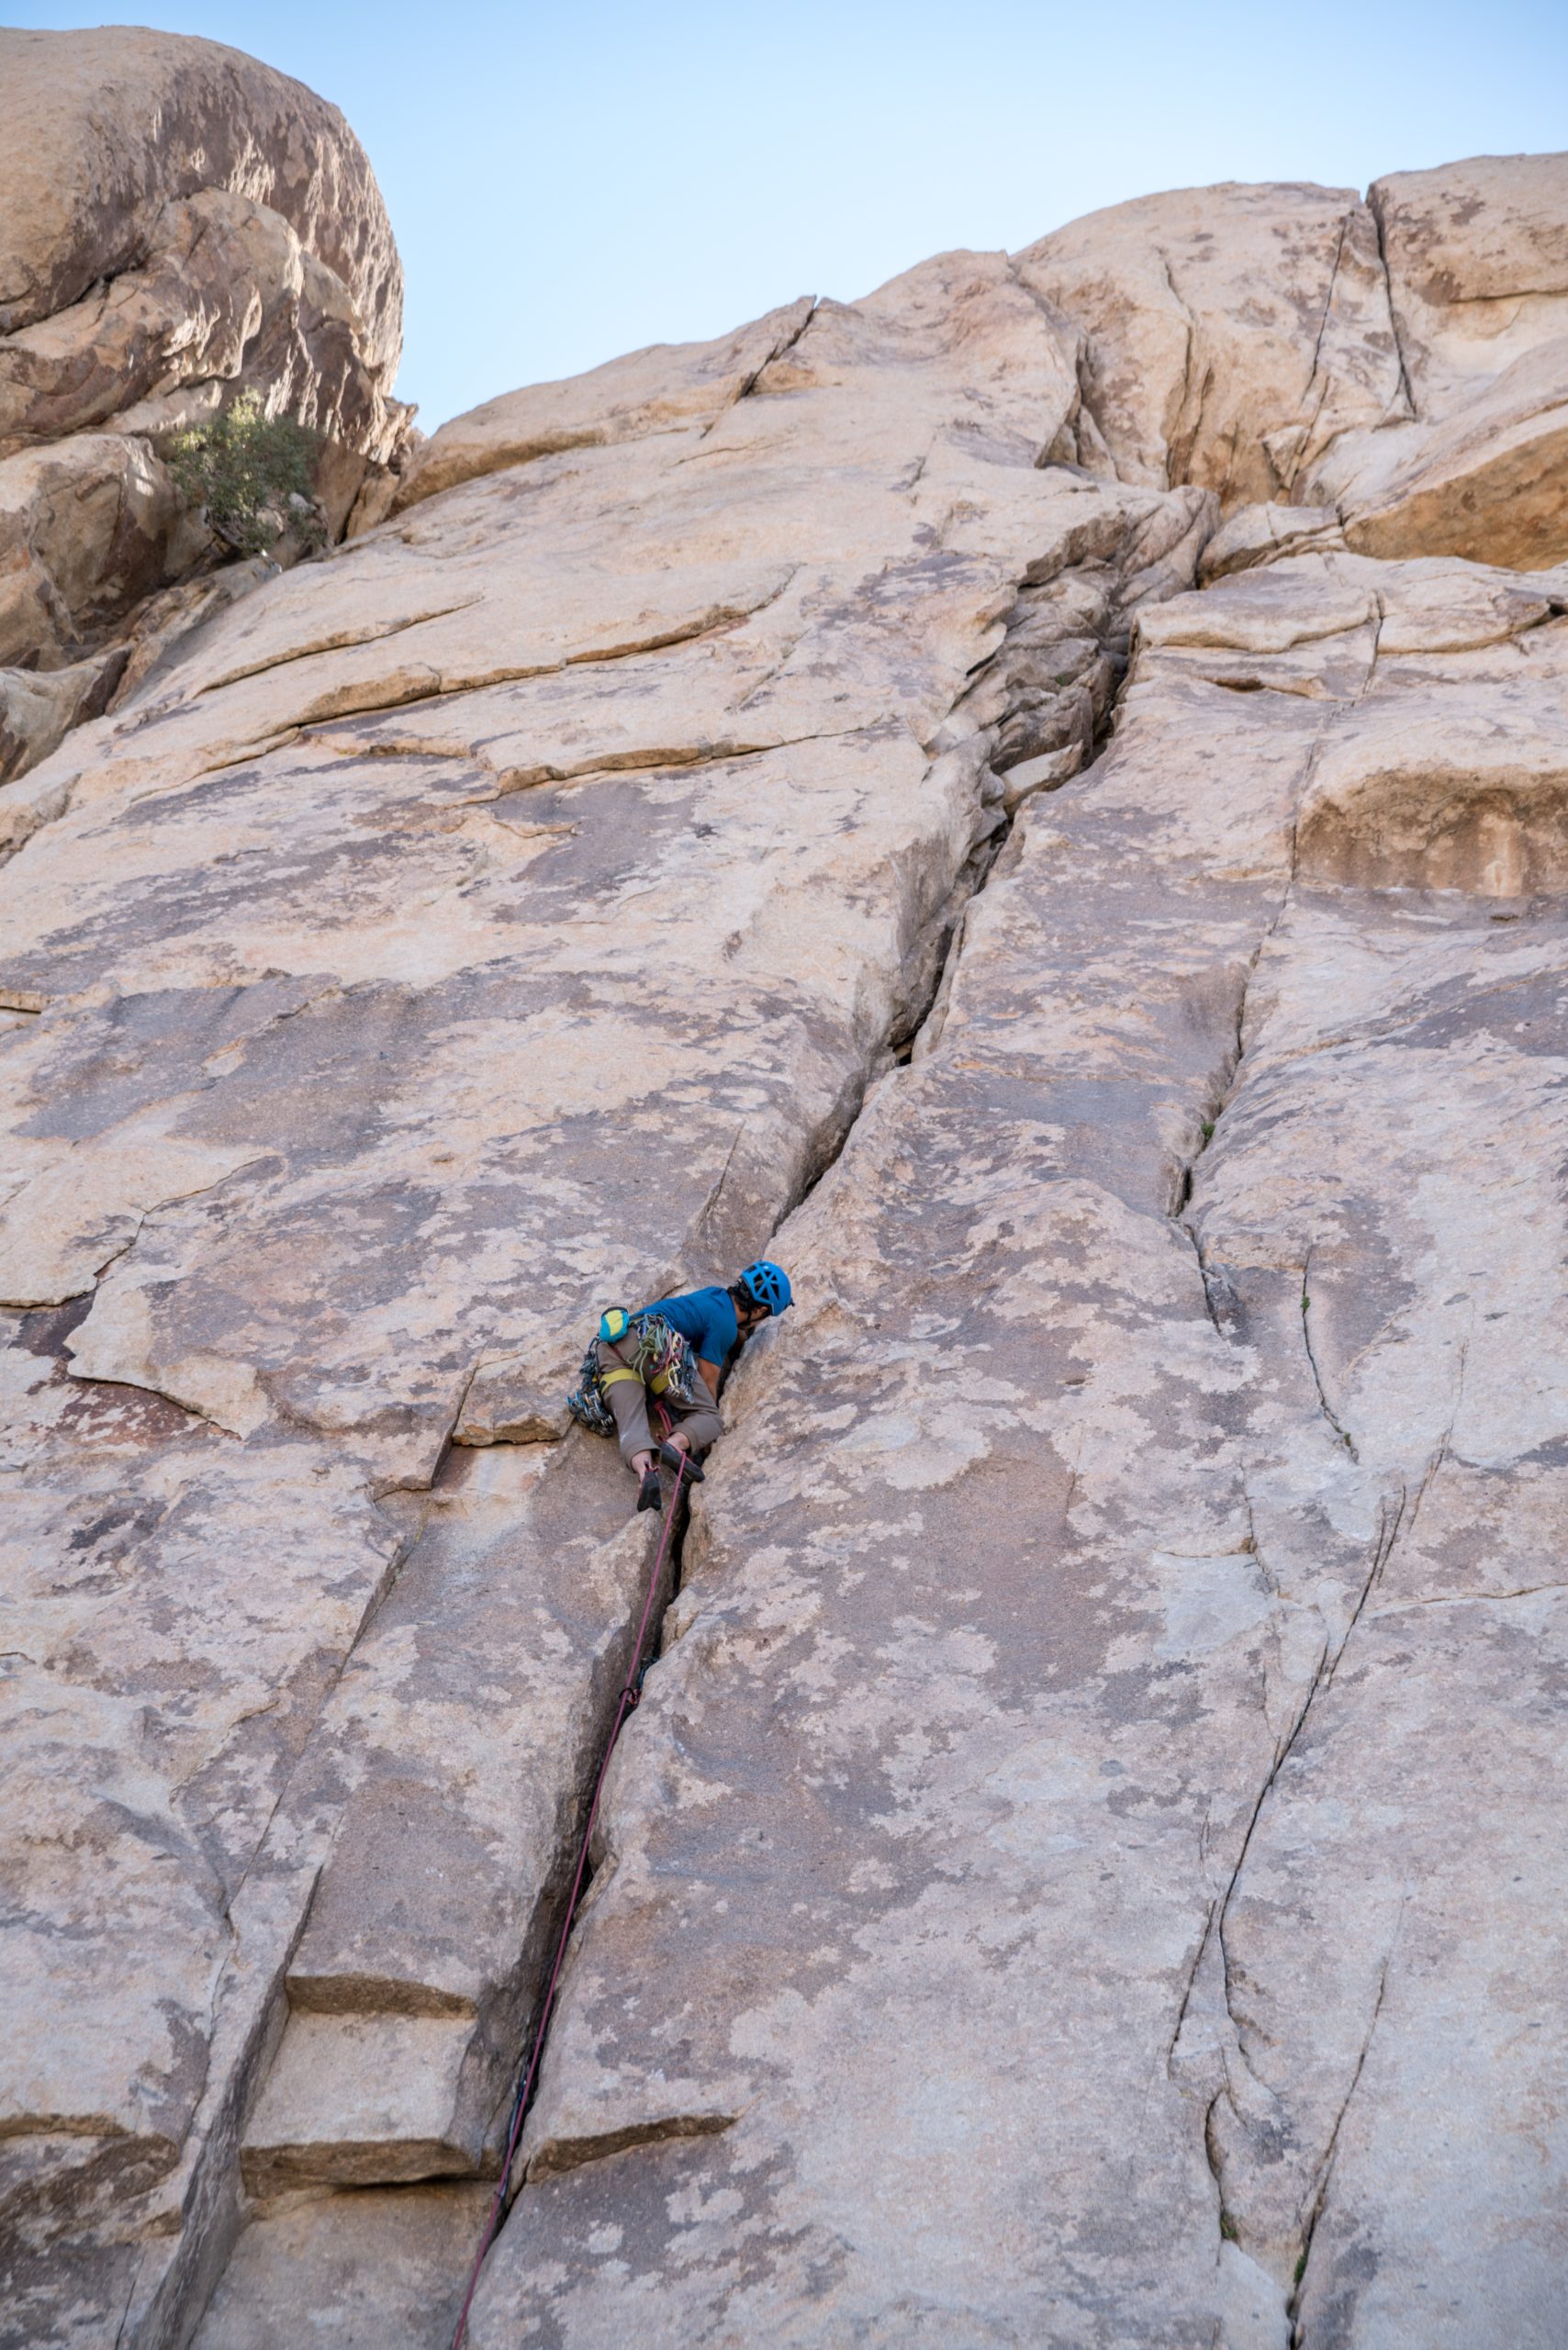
[{"left": 449, "top": 1444, "right": 689, "bottom": 2350}]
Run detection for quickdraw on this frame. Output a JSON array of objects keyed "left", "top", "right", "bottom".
[
  {"left": 630, "top": 1312, "right": 700, "bottom": 1405},
  {"left": 565, "top": 1309, "right": 699, "bottom": 1437},
  {"left": 565, "top": 1338, "right": 616, "bottom": 1437}
]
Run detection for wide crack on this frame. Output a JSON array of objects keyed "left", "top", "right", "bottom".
[
  {"left": 457, "top": 507, "right": 1190, "bottom": 2264},
  {"left": 485, "top": 1454, "right": 701, "bottom": 2199},
  {"left": 469, "top": 767, "right": 1007, "bottom": 2201},
  {"left": 147, "top": 495, "right": 1218, "bottom": 2346}
]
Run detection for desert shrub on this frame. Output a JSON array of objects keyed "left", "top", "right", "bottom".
[{"left": 166, "top": 391, "right": 326, "bottom": 557}]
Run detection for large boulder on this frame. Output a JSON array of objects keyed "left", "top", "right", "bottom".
[
  {"left": 0, "top": 28, "right": 410, "bottom": 782},
  {"left": 1311, "top": 155, "right": 1568, "bottom": 565},
  {"left": 0, "top": 28, "right": 400, "bottom": 363},
  {"left": 1018, "top": 154, "right": 1568, "bottom": 568},
  {"left": 1014, "top": 179, "right": 1405, "bottom": 506}
]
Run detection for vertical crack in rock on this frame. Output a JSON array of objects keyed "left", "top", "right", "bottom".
[
  {"left": 469, "top": 532, "right": 1410, "bottom": 2350},
  {"left": 1190, "top": 1495, "right": 1403, "bottom": 2302},
  {"left": 176, "top": 451, "right": 1214, "bottom": 2343},
  {"left": 1176, "top": 941, "right": 1260, "bottom": 1321},
  {"left": 1298, "top": 1246, "right": 1359, "bottom": 1460},
  {"left": 1305, "top": 215, "right": 1354, "bottom": 408},
  {"left": 699, "top": 298, "right": 820, "bottom": 436},
  {"left": 458, "top": 677, "right": 1065, "bottom": 2188},
  {"left": 1176, "top": 955, "right": 1413, "bottom": 2296},
  {"left": 482, "top": 1468, "right": 701, "bottom": 2202},
  {"left": 1286, "top": 1953, "right": 1393, "bottom": 2345},
  {"left": 1174, "top": 790, "right": 1501, "bottom": 2313},
  {"left": 466, "top": 503, "right": 1205, "bottom": 2237},
  {"left": 1158, "top": 250, "right": 1216, "bottom": 497},
  {"left": 1367, "top": 185, "right": 1419, "bottom": 423},
  {"left": 1199, "top": 1385, "right": 1456, "bottom": 2194},
  {"left": 1148, "top": 602, "right": 1461, "bottom": 2319}
]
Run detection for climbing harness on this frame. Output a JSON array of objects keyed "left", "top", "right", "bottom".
[
  {"left": 565, "top": 1309, "right": 700, "bottom": 1436},
  {"left": 449, "top": 1436, "right": 691, "bottom": 2350}
]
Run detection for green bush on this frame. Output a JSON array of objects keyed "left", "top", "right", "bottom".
[{"left": 166, "top": 391, "right": 325, "bottom": 557}]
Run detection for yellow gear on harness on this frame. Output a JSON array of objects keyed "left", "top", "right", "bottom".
[{"left": 600, "top": 1363, "right": 674, "bottom": 1394}]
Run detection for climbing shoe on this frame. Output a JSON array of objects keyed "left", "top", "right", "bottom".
[
  {"left": 636, "top": 1465, "right": 664, "bottom": 1514},
  {"left": 659, "top": 1440, "right": 703, "bottom": 1483}
]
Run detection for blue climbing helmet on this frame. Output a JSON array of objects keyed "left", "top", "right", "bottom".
[{"left": 738, "top": 1259, "right": 792, "bottom": 1316}]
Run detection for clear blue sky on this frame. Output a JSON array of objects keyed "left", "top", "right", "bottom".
[{"left": 8, "top": 3, "right": 1568, "bottom": 431}]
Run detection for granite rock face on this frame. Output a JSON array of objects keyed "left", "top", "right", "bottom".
[
  {"left": 1019, "top": 155, "right": 1568, "bottom": 570},
  {"left": 0, "top": 234, "right": 1208, "bottom": 2348},
  {"left": 1, "top": 93, "right": 1566, "bottom": 2350},
  {"left": 0, "top": 29, "right": 410, "bottom": 785},
  {"left": 473, "top": 547, "right": 1568, "bottom": 2350}
]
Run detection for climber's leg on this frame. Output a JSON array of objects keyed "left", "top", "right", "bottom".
[
  {"left": 595, "top": 1337, "right": 655, "bottom": 1469},
  {"left": 662, "top": 1367, "right": 722, "bottom": 1464}
]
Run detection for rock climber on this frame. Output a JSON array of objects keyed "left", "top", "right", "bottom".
[{"left": 593, "top": 1261, "right": 793, "bottom": 1513}]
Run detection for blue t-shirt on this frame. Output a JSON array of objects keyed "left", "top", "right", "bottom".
[{"left": 639, "top": 1285, "right": 738, "bottom": 1368}]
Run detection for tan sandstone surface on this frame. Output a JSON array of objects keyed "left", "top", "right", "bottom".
[
  {"left": 468, "top": 547, "right": 1568, "bottom": 2350},
  {"left": 1, "top": 38, "right": 1565, "bottom": 2347}
]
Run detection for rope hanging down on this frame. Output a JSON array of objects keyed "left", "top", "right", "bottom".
[{"left": 450, "top": 1444, "right": 689, "bottom": 2350}]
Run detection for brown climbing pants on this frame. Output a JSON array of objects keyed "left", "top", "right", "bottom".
[{"left": 595, "top": 1336, "right": 722, "bottom": 1468}]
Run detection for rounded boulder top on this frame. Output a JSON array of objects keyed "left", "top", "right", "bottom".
[{"left": 0, "top": 24, "right": 403, "bottom": 377}]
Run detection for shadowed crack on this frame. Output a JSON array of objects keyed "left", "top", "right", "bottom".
[
  {"left": 1287, "top": 1952, "right": 1394, "bottom": 2345},
  {"left": 696, "top": 299, "right": 819, "bottom": 441},
  {"left": 189, "top": 599, "right": 486, "bottom": 699},
  {"left": 1299, "top": 1247, "right": 1359, "bottom": 1460},
  {"left": 1279, "top": 208, "right": 1361, "bottom": 497},
  {"left": 526, "top": 2111, "right": 737, "bottom": 2180},
  {"left": 1174, "top": 938, "right": 1258, "bottom": 1300},
  {"left": 1159, "top": 249, "right": 1217, "bottom": 496},
  {"left": 1367, "top": 188, "right": 1418, "bottom": 425},
  {"left": 459, "top": 508, "right": 1194, "bottom": 2259}
]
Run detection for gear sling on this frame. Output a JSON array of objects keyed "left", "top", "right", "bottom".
[{"left": 568, "top": 1306, "right": 721, "bottom": 1466}]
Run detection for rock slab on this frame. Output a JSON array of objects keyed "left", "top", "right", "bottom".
[{"left": 3, "top": 84, "right": 1567, "bottom": 2350}]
